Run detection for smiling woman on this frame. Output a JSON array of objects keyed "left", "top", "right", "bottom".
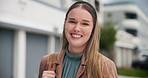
[
  {"left": 38, "top": 1, "right": 118, "bottom": 78},
  {"left": 64, "top": 7, "right": 94, "bottom": 54}
]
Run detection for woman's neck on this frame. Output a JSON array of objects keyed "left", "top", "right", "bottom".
[{"left": 68, "top": 45, "right": 85, "bottom": 55}]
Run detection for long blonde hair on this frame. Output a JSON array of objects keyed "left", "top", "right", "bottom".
[{"left": 61, "top": 1, "right": 103, "bottom": 78}]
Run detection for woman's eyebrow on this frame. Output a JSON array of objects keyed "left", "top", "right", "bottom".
[
  {"left": 83, "top": 20, "right": 90, "bottom": 22},
  {"left": 68, "top": 18, "right": 75, "bottom": 20},
  {"left": 68, "top": 18, "right": 90, "bottom": 23}
]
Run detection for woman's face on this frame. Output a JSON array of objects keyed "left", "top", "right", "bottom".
[{"left": 65, "top": 7, "right": 94, "bottom": 49}]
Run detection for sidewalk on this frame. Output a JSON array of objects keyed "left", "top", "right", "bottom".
[{"left": 119, "top": 75, "right": 140, "bottom": 78}]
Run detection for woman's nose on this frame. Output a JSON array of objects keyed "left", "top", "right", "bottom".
[{"left": 73, "top": 24, "right": 81, "bottom": 32}]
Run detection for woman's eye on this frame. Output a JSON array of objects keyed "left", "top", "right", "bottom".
[
  {"left": 82, "top": 23, "right": 89, "bottom": 26},
  {"left": 68, "top": 21, "right": 76, "bottom": 23}
]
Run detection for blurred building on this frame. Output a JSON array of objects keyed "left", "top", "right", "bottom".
[
  {"left": 104, "top": 1, "right": 148, "bottom": 68},
  {"left": 0, "top": 0, "right": 64, "bottom": 78},
  {"left": 0, "top": 0, "right": 100, "bottom": 78}
]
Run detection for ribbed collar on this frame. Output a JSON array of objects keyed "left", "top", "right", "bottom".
[
  {"left": 65, "top": 49, "right": 83, "bottom": 60},
  {"left": 56, "top": 49, "right": 86, "bottom": 66}
]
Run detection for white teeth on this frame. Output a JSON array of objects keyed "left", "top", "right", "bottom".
[{"left": 72, "top": 34, "right": 81, "bottom": 38}]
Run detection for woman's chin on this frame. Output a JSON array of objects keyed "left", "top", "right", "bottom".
[{"left": 69, "top": 42, "right": 86, "bottom": 48}]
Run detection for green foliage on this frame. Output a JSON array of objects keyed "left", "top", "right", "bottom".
[
  {"left": 100, "top": 21, "right": 117, "bottom": 51},
  {"left": 117, "top": 68, "right": 148, "bottom": 77}
]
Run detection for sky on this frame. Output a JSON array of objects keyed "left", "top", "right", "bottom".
[{"left": 101, "top": 0, "right": 148, "bottom": 16}]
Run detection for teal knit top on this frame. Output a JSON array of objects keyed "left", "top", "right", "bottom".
[{"left": 62, "top": 49, "right": 83, "bottom": 78}]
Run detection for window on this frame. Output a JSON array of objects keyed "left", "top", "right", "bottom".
[
  {"left": 125, "top": 12, "right": 137, "bottom": 19},
  {"left": 125, "top": 28, "right": 137, "bottom": 36}
]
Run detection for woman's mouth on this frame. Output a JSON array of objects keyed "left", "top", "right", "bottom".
[{"left": 71, "top": 33, "right": 83, "bottom": 39}]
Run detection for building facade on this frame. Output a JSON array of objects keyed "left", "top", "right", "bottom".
[
  {"left": 0, "top": 0, "right": 64, "bottom": 78},
  {"left": 104, "top": 1, "right": 148, "bottom": 68}
]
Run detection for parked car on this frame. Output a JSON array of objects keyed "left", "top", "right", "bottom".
[{"left": 132, "top": 51, "right": 148, "bottom": 70}]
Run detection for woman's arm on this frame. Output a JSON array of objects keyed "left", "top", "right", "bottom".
[
  {"left": 38, "top": 56, "right": 47, "bottom": 78},
  {"left": 38, "top": 54, "right": 57, "bottom": 78}
]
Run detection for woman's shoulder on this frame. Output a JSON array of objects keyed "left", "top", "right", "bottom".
[
  {"left": 98, "top": 53, "right": 118, "bottom": 78},
  {"left": 98, "top": 52, "right": 114, "bottom": 65},
  {"left": 42, "top": 52, "right": 60, "bottom": 61},
  {"left": 40, "top": 52, "right": 60, "bottom": 64}
]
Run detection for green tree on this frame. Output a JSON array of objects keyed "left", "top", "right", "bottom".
[{"left": 100, "top": 21, "right": 117, "bottom": 51}]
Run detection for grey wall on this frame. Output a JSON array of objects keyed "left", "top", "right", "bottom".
[
  {"left": 26, "top": 33, "right": 48, "bottom": 78},
  {"left": 0, "top": 28, "right": 14, "bottom": 78},
  {"left": 55, "top": 36, "right": 60, "bottom": 52}
]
